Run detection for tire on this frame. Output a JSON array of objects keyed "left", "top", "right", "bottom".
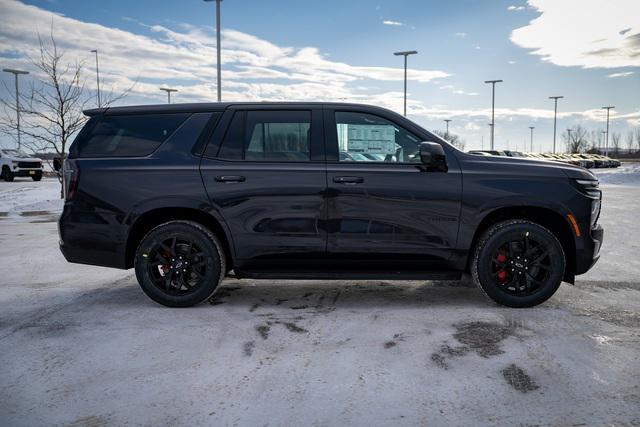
[
  {"left": 2, "top": 167, "right": 14, "bottom": 182},
  {"left": 134, "top": 220, "right": 226, "bottom": 307},
  {"left": 471, "top": 220, "right": 565, "bottom": 308},
  {"left": 32, "top": 173, "right": 42, "bottom": 181}
]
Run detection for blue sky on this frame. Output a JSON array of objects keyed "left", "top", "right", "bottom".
[{"left": 1, "top": 0, "right": 639, "bottom": 151}]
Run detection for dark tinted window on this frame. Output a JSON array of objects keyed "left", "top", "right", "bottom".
[
  {"left": 217, "top": 110, "right": 311, "bottom": 161},
  {"left": 335, "top": 111, "right": 422, "bottom": 163},
  {"left": 72, "top": 113, "right": 189, "bottom": 158}
]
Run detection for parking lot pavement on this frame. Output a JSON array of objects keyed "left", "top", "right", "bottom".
[{"left": 1, "top": 174, "right": 639, "bottom": 426}]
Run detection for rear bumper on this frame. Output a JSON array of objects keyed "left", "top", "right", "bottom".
[
  {"left": 58, "top": 205, "right": 128, "bottom": 269},
  {"left": 575, "top": 223, "right": 603, "bottom": 275}
]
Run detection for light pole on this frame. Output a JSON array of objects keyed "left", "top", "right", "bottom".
[
  {"left": 484, "top": 79, "right": 502, "bottom": 150},
  {"left": 444, "top": 119, "right": 451, "bottom": 138},
  {"left": 529, "top": 126, "right": 534, "bottom": 152},
  {"left": 2, "top": 68, "right": 29, "bottom": 150},
  {"left": 600, "top": 130, "right": 606, "bottom": 151},
  {"left": 394, "top": 50, "right": 418, "bottom": 116},
  {"left": 566, "top": 128, "right": 572, "bottom": 153},
  {"left": 90, "top": 49, "right": 101, "bottom": 107},
  {"left": 204, "top": 0, "right": 223, "bottom": 102},
  {"left": 549, "top": 95, "right": 563, "bottom": 153},
  {"left": 160, "top": 88, "right": 178, "bottom": 104},
  {"left": 602, "top": 106, "right": 614, "bottom": 156},
  {"left": 488, "top": 123, "right": 493, "bottom": 149}
]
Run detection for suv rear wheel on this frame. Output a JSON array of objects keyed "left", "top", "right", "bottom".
[
  {"left": 471, "top": 219, "right": 565, "bottom": 308},
  {"left": 134, "top": 220, "right": 226, "bottom": 307}
]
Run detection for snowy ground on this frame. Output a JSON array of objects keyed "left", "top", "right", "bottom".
[{"left": 0, "top": 167, "right": 639, "bottom": 426}]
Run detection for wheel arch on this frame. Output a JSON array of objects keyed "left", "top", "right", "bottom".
[
  {"left": 125, "top": 207, "right": 234, "bottom": 270},
  {"left": 467, "top": 206, "right": 576, "bottom": 282}
]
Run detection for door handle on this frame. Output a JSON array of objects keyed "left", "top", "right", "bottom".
[
  {"left": 333, "top": 176, "right": 364, "bottom": 184},
  {"left": 215, "top": 175, "right": 246, "bottom": 183}
]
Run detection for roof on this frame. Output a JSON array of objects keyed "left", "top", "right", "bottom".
[{"left": 83, "top": 102, "right": 388, "bottom": 116}]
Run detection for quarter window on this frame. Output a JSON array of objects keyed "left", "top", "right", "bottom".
[
  {"left": 335, "top": 111, "right": 422, "bottom": 163},
  {"left": 71, "top": 113, "right": 189, "bottom": 158},
  {"left": 218, "top": 110, "right": 311, "bottom": 161}
]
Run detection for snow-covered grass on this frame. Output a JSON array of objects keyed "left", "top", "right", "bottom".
[
  {"left": 0, "top": 177, "right": 63, "bottom": 216},
  {"left": 592, "top": 162, "right": 640, "bottom": 186}
]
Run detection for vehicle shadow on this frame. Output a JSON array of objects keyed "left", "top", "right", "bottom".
[{"left": 82, "top": 277, "right": 492, "bottom": 311}]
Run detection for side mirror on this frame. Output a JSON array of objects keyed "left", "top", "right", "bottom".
[
  {"left": 53, "top": 157, "right": 62, "bottom": 172},
  {"left": 419, "top": 142, "right": 447, "bottom": 171}
]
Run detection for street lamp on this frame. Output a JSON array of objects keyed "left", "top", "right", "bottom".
[
  {"left": 484, "top": 79, "right": 503, "bottom": 150},
  {"left": 394, "top": 50, "right": 418, "bottom": 116},
  {"left": 90, "top": 49, "right": 101, "bottom": 107},
  {"left": 444, "top": 119, "right": 451, "bottom": 138},
  {"left": 528, "top": 126, "right": 535, "bottom": 152},
  {"left": 204, "top": 0, "right": 223, "bottom": 102},
  {"left": 160, "top": 88, "right": 178, "bottom": 104},
  {"left": 2, "top": 68, "right": 29, "bottom": 150},
  {"left": 549, "top": 96, "right": 563, "bottom": 153},
  {"left": 602, "top": 106, "right": 615, "bottom": 156}
]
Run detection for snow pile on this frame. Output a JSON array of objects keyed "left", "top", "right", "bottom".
[
  {"left": 0, "top": 178, "right": 63, "bottom": 214},
  {"left": 593, "top": 162, "right": 640, "bottom": 186}
]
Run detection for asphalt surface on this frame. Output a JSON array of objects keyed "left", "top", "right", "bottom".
[{"left": 0, "top": 178, "right": 639, "bottom": 426}]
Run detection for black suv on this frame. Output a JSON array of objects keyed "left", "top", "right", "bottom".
[{"left": 58, "top": 102, "right": 603, "bottom": 308}]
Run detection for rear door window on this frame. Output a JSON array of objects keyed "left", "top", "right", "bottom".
[
  {"left": 216, "top": 110, "right": 311, "bottom": 161},
  {"left": 72, "top": 113, "right": 189, "bottom": 158}
]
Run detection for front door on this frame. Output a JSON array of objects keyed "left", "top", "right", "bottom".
[
  {"left": 324, "top": 108, "right": 462, "bottom": 270},
  {"left": 200, "top": 106, "right": 326, "bottom": 269}
]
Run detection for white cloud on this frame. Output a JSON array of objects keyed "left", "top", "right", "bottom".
[
  {"left": 607, "top": 71, "right": 634, "bottom": 78},
  {"left": 382, "top": 20, "right": 405, "bottom": 26},
  {"left": 508, "top": 60, "right": 517, "bottom": 64},
  {"left": 455, "top": 32, "right": 466, "bottom": 38},
  {"left": 511, "top": 0, "right": 640, "bottom": 68},
  {"left": 507, "top": 5, "right": 526, "bottom": 11},
  {"left": 0, "top": 0, "right": 448, "bottom": 106}
]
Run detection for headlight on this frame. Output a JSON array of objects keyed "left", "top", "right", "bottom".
[
  {"left": 590, "top": 199, "right": 601, "bottom": 226},
  {"left": 574, "top": 179, "right": 601, "bottom": 198},
  {"left": 573, "top": 179, "right": 601, "bottom": 226}
]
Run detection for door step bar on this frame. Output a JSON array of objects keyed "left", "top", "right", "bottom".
[{"left": 232, "top": 269, "right": 461, "bottom": 281}]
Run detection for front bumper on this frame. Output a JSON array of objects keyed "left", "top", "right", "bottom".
[
  {"left": 13, "top": 169, "right": 43, "bottom": 177},
  {"left": 575, "top": 223, "right": 603, "bottom": 275}
]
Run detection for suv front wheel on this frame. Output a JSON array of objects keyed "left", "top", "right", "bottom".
[
  {"left": 471, "top": 219, "right": 565, "bottom": 308},
  {"left": 134, "top": 220, "right": 226, "bottom": 307}
]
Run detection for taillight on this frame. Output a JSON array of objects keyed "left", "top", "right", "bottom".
[{"left": 63, "top": 159, "right": 80, "bottom": 200}]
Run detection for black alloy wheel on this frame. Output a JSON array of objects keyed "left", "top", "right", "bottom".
[
  {"left": 135, "top": 221, "right": 225, "bottom": 307},
  {"left": 472, "top": 219, "right": 565, "bottom": 308}
]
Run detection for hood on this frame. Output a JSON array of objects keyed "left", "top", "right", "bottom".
[
  {"left": 12, "top": 155, "right": 43, "bottom": 162},
  {"left": 462, "top": 153, "right": 597, "bottom": 180}
]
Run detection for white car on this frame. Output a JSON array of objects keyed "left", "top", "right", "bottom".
[{"left": 0, "top": 149, "right": 44, "bottom": 182}]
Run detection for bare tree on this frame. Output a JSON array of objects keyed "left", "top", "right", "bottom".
[
  {"left": 625, "top": 131, "right": 635, "bottom": 153},
  {"left": 636, "top": 128, "right": 640, "bottom": 152},
  {"left": 610, "top": 132, "right": 621, "bottom": 157},
  {"left": 432, "top": 129, "right": 466, "bottom": 151},
  {"left": 1, "top": 29, "right": 130, "bottom": 197},
  {"left": 586, "top": 130, "right": 601, "bottom": 153},
  {"left": 564, "top": 125, "right": 589, "bottom": 153}
]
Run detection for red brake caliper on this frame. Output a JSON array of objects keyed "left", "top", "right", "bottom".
[
  {"left": 160, "top": 251, "right": 172, "bottom": 274},
  {"left": 496, "top": 253, "right": 508, "bottom": 283}
]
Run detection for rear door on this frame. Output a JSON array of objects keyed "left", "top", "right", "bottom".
[
  {"left": 324, "top": 107, "right": 462, "bottom": 269},
  {"left": 199, "top": 105, "right": 327, "bottom": 269}
]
